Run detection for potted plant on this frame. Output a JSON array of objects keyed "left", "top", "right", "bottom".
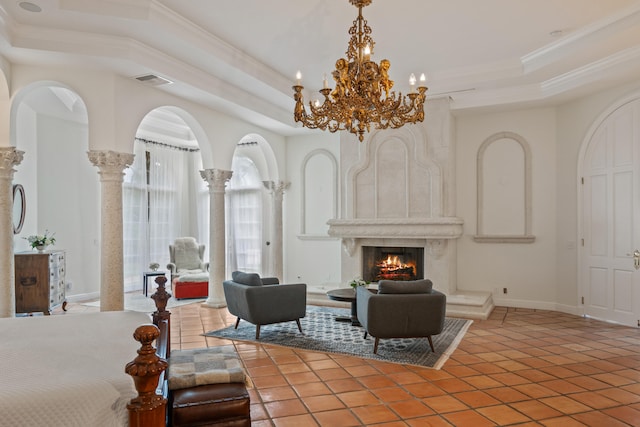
[
  {"left": 349, "top": 277, "right": 369, "bottom": 289},
  {"left": 149, "top": 262, "right": 160, "bottom": 271},
  {"left": 25, "top": 230, "right": 56, "bottom": 252}
]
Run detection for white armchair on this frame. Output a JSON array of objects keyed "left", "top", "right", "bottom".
[{"left": 167, "top": 237, "right": 209, "bottom": 280}]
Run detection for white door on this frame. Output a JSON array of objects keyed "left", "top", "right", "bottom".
[{"left": 582, "top": 99, "right": 640, "bottom": 326}]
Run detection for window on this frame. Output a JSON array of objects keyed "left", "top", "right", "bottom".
[{"left": 226, "top": 156, "right": 263, "bottom": 274}]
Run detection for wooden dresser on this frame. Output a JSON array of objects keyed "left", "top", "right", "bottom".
[{"left": 15, "top": 250, "right": 66, "bottom": 315}]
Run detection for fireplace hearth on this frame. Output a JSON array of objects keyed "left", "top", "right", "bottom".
[{"left": 362, "top": 246, "right": 424, "bottom": 283}]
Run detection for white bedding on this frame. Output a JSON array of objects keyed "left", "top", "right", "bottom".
[{"left": 0, "top": 311, "right": 153, "bottom": 427}]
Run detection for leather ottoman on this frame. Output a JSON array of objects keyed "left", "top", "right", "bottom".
[
  {"left": 169, "top": 382, "right": 250, "bottom": 427},
  {"left": 173, "top": 273, "right": 208, "bottom": 299}
]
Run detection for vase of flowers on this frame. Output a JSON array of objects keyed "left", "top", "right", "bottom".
[
  {"left": 25, "top": 230, "right": 56, "bottom": 252},
  {"left": 149, "top": 262, "right": 160, "bottom": 271},
  {"left": 349, "top": 277, "right": 369, "bottom": 289}
]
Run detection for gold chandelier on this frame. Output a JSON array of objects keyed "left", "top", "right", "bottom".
[{"left": 292, "top": 0, "right": 427, "bottom": 142}]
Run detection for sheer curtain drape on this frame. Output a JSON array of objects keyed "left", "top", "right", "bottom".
[
  {"left": 123, "top": 140, "right": 206, "bottom": 290},
  {"left": 226, "top": 156, "right": 263, "bottom": 274}
]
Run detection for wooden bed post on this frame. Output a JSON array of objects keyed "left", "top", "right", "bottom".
[
  {"left": 151, "top": 275, "right": 172, "bottom": 356},
  {"left": 126, "top": 324, "right": 168, "bottom": 427}
]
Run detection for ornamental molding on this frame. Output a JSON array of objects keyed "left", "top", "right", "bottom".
[{"left": 327, "top": 217, "right": 464, "bottom": 240}]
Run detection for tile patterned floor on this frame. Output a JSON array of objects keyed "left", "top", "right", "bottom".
[{"left": 63, "top": 301, "right": 640, "bottom": 426}]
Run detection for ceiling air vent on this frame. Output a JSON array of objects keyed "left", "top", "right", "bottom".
[{"left": 134, "top": 74, "right": 173, "bottom": 86}]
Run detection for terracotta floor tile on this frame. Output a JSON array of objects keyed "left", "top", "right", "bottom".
[
  {"left": 406, "top": 415, "right": 456, "bottom": 426},
  {"left": 284, "top": 371, "right": 321, "bottom": 385},
  {"left": 539, "top": 379, "right": 587, "bottom": 394},
  {"left": 344, "top": 364, "right": 380, "bottom": 377},
  {"left": 538, "top": 415, "right": 591, "bottom": 426},
  {"left": 571, "top": 411, "right": 631, "bottom": 427},
  {"left": 250, "top": 403, "right": 269, "bottom": 420},
  {"left": 452, "top": 390, "right": 501, "bottom": 408},
  {"left": 443, "top": 410, "right": 497, "bottom": 427},
  {"left": 476, "top": 404, "right": 532, "bottom": 425},
  {"left": 357, "top": 374, "right": 398, "bottom": 389},
  {"left": 403, "top": 382, "right": 447, "bottom": 398},
  {"left": 252, "top": 374, "right": 289, "bottom": 388},
  {"left": 325, "top": 378, "right": 364, "bottom": 394},
  {"left": 602, "top": 405, "right": 640, "bottom": 425},
  {"left": 300, "top": 394, "right": 345, "bottom": 413},
  {"left": 387, "top": 371, "right": 428, "bottom": 385},
  {"left": 352, "top": 404, "right": 400, "bottom": 424},
  {"left": 389, "top": 399, "right": 436, "bottom": 418},
  {"left": 272, "top": 413, "right": 319, "bottom": 427},
  {"left": 336, "top": 389, "right": 380, "bottom": 407},
  {"left": 431, "top": 377, "right": 476, "bottom": 393},
  {"left": 514, "top": 383, "right": 560, "bottom": 399},
  {"left": 314, "top": 367, "right": 351, "bottom": 381},
  {"left": 597, "top": 387, "right": 640, "bottom": 405},
  {"left": 313, "top": 408, "right": 362, "bottom": 427},
  {"left": 509, "top": 400, "right": 563, "bottom": 420},
  {"left": 539, "top": 396, "right": 591, "bottom": 415},
  {"left": 258, "top": 385, "right": 298, "bottom": 402},
  {"left": 422, "top": 395, "right": 468, "bottom": 414},
  {"left": 278, "top": 362, "right": 311, "bottom": 374},
  {"left": 264, "top": 398, "right": 309, "bottom": 418},
  {"left": 568, "top": 391, "right": 621, "bottom": 409},
  {"left": 371, "top": 387, "right": 414, "bottom": 402},
  {"left": 462, "top": 375, "right": 505, "bottom": 389},
  {"left": 292, "top": 381, "right": 332, "bottom": 397},
  {"left": 484, "top": 386, "right": 531, "bottom": 403}
]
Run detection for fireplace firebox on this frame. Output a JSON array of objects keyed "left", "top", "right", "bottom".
[{"left": 362, "top": 246, "right": 424, "bottom": 283}]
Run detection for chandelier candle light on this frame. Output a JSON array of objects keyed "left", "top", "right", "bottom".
[{"left": 293, "top": 0, "right": 427, "bottom": 142}]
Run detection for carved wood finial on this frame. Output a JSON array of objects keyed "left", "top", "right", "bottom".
[{"left": 125, "top": 324, "right": 168, "bottom": 427}]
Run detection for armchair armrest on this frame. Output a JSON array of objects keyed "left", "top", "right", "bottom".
[{"left": 167, "top": 263, "right": 177, "bottom": 275}]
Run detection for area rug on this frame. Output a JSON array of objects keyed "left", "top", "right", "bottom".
[
  {"left": 204, "top": 305, "right": 472, "bottom": 369},
  {"left": 82, "top": 293, "right": 205, "bottom": 313}
]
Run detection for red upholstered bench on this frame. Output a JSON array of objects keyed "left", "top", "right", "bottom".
[{"left": 173, "top": 273, "right": 209, "bottom": 299}]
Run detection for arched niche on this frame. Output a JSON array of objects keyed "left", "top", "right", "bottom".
[
  {"left": 474, "top": 131, "right": 535, "bottom": 243},
  {"left": 300, "top": 149, "right": 338, "bottom": 238}
]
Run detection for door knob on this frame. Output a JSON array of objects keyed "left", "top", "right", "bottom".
[{"left": 634, "top": 250, "right": 640, "bottom": 270}]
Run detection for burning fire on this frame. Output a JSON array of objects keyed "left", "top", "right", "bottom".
[{"left": 375, "top": 255, "right": 415, "bottom": 280}]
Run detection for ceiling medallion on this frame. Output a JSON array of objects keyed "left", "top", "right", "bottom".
[{"left": 293, "top": 0, "right": 427, "bottom": 142}]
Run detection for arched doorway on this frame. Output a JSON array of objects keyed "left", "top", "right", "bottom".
[{"left": 123, "top": 107, "right": 208, "bottom": 291}]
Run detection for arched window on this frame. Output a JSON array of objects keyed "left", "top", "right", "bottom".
[{"left": 226, "top": 155, "right": 263, "bottom": 273}]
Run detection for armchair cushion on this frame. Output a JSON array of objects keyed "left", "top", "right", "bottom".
[
  {"left": 231, "top": 271, "right": 263, "bottom": 287},
  {"left": 378, "top": 279, "right": 433, "bottom": 294},
  {"left": 174, "top": 237, "right": 203, "bottom": 270}
]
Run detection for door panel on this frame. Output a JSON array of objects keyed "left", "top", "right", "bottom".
[{"left": 582, "top": 100, "right": 640, "bottom": 326}]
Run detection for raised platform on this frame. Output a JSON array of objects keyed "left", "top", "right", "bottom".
[{"left": 307, "top": 284, "right": 494, "bottom": 320}]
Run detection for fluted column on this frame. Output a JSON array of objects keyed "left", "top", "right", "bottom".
[
  {"left": 88, "top": 150, "right": 134, "bottom": 312},
  {"left": 201, "top": 169, "right": 232, "bottom": 308},
  {"left": 0, "top": 147, "right": 24, "bottom": 318},
  {"left": 263, "top": 180, "right": 290, "bottom": 281}
]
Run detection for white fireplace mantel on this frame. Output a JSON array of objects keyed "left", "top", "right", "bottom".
[{"left": 327, "top": 217, "right": 464, "bottom": 240}]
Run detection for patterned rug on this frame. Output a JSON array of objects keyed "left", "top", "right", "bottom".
[{"left": 204, "top": 305, "right": 472, "bottom": 369}]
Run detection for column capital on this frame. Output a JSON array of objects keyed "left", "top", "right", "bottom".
[
  {"left": 88, "top": 150, "right": 134, "bottom": 182},
  {"left": 263, "top": 180, "right": 291, "bottom": 200},
  {"left": 200, "top": 169, "right": 232, "bottom": 192},
  {"left": 0, "top": 147, "right": 24, "bottom": 179}
]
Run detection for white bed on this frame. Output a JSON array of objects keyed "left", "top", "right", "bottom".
[{"left": 0, "top": 310, "right": 153, "bottom": 427}]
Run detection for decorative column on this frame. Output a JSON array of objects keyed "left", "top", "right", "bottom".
[
  {"left": 88, "top": 150, "right": 134, "bottom": 312},
  {"left": 201, "top": 169, "right": 232, "bottom": 308},
  {"left": 0, "top": 147, "right": 24, "bottom": 318},
  {"left": 263, "top": 180, "right": 290, "bottom": 280}
]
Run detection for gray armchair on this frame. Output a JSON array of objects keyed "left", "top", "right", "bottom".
[
  {"left": 356, "top": 279, "right": 446, "bottom": 354},
  {"left": 223, "top": 271, "right": 307, "bottom": 339},
  {"left": 167, "top": 237, "right": 209, "bottom": 280}
]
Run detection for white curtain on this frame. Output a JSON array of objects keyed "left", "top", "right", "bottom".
[
  {"left": 123, "top": 140, "right": 206, "bottom": 291},
  {"left": 226, "top": 156, "right": 263, "bottom": 274}
]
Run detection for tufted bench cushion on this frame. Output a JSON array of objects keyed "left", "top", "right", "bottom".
[{"left": 168, "top": 347, "right": 251, "bottom": 427}]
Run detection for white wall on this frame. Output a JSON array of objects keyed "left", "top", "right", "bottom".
[
  {"left": 284, "top": 132, "right": 341, "bottom": 288},
  {"left": 456, "top": 107, "right": 558, "bottom": 307}
]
